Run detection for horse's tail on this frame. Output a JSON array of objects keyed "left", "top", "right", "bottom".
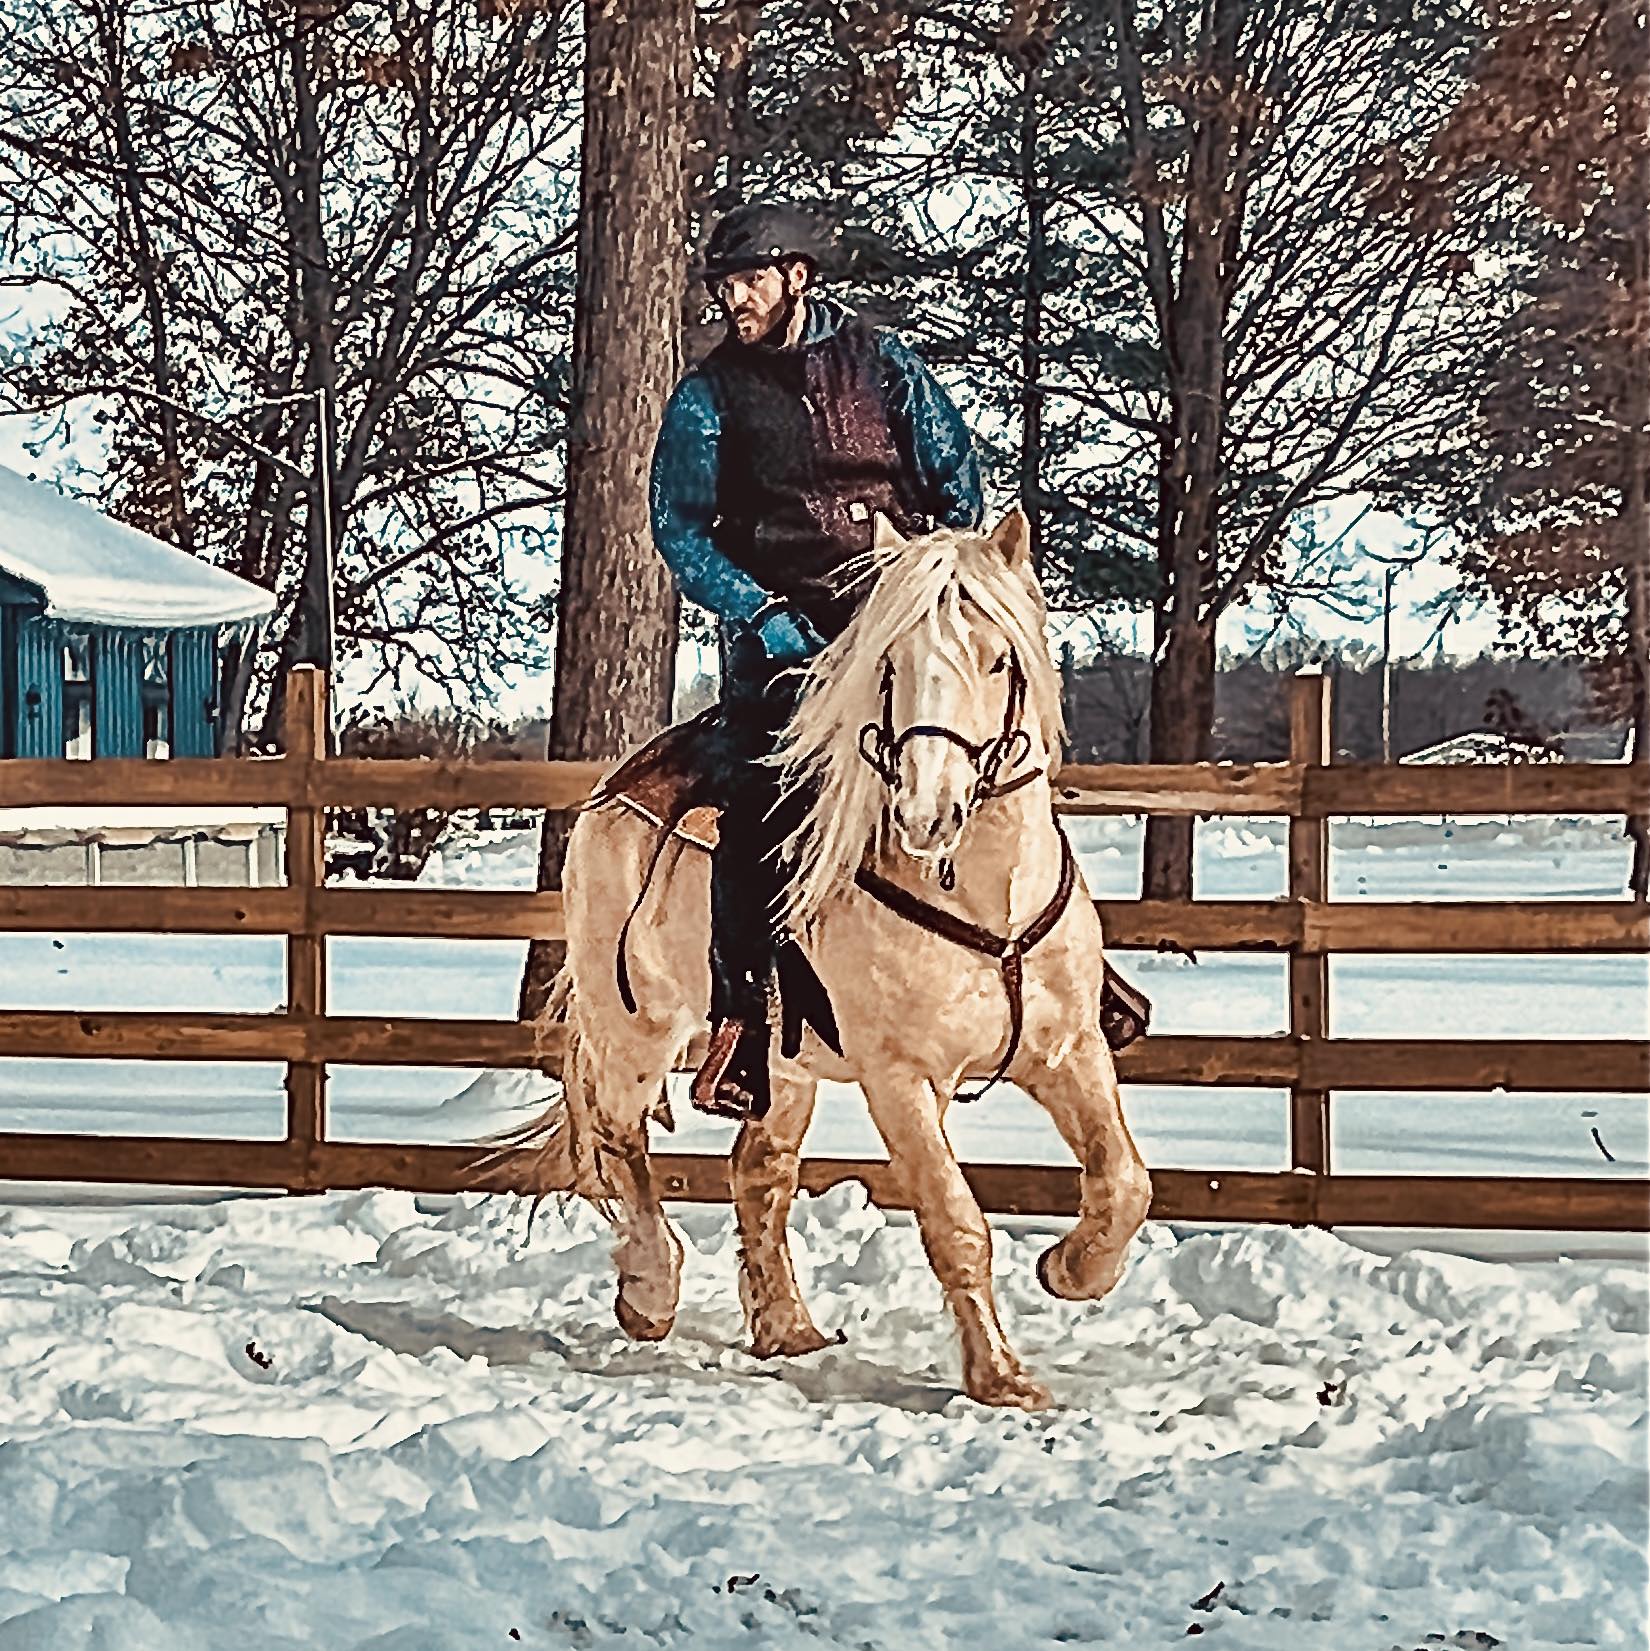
[
  {"left": 478, "top": 971, "right": 629, "bottom": 1228},
  {"left": 473, "top": 966, "right": 581, "bottom": 1200}
]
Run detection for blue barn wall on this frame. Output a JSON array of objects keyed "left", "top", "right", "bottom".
[
  {"left": 0, "top": 571, "right": 39, "bottom": 759},
  {"left": 94, "top": 630, "right": 143, "bottom": 758},
  {"left": 10, "top": 613, "right": 63, "bottom": 758},
  {"left": 170, "top": 628, "right": 218, "bottom": 757},
  {"left": 1, "top": 612, "right": 230, "bottom": 760},
  {"left": 0, "top": 584, "right": 250, "bottom": 760},
  {"left": 0, "top": 605, "right": 13, "bottom": 759}
]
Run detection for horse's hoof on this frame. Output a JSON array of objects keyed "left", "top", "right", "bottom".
[
  {"left": 750, "top": 1323, "right": 835, "bottom": 1360},
  {"left": 1038, "top": 1239, "right": 1125, "bottom": 1302},
  {"left": 615, "top": 1291, "right": 673, "bottom": 1342},
  {"left": 968, "top": 1368, "right": 1054, "bottom": 1412},
  {"left": 1036, "top": 1242, "right": 1071, "bottom": 1299}
]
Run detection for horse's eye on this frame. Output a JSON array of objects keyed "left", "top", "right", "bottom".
[{"left": 989, "top": 653, "right": 1009, "bottom": 675}]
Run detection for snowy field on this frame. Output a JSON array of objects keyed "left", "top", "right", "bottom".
[
  {"left": 0, "top": 1187, "right": 1643, "bottom": 1648},
  {"left": 0, "top": 813, "right": 1644, "bottom": 1647}
]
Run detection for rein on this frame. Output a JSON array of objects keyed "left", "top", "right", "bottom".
[{"left": 855, "top": 822, "right": 1076, "bottom": 1103}]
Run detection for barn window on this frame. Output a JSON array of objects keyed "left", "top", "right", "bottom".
[
  {"left": 63, "top": 630, "right": 93, "bottom": 759},
  {"left": 142, "top": 634, "right": 171, "bottom": 758}
]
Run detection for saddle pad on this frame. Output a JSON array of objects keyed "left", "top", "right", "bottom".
[
  {"left": 614, "top": 795, "right": 718, "bottom": 852},
  {"left": 589, "top": 709, "right": 720, "bottom": 851}
]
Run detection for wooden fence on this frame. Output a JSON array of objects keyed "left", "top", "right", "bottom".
[{"left": 0, "top": 665, "right": 1645, "bottom": 1231}]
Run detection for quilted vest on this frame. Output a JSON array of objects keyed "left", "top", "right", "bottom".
[{"left": 699, "top": 311, "right": 924, "bottom": 639}]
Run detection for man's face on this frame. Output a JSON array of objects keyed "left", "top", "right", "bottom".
[{"left": 713, "top": 260, "right": 809, "bottom": 343}]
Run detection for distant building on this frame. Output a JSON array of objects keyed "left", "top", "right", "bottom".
[{"left": 0, "top": 465, "right": 273, "bottom": 758}]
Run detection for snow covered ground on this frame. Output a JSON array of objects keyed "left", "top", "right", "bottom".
[
  {"left": 0, "top": 813, "right": 1643, "bottom": 1648},
  {"left": 0, "top": 1185, "right": 1643, "bottom": 1649}
]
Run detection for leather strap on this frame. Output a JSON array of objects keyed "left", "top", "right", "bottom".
[{"left": 854, "top": 820, "right": 1078, "bottom": 1102}]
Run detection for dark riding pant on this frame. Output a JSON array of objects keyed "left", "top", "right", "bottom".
[{"left": 705, "top": 632, "right": 808, "bottom": 1033}]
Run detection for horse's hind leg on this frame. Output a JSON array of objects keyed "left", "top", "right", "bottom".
[
  {"left": 859, "top": 1067, "right": 1051, "bottom": 1410},
  {"left": 581, "top": 1023, "right": 685, "bottom": 1341},
  {"left": 732, "top": 1072, "right": 832, "bottom": 1358},
  {"left": 1018, "top": 1029, "right": 1151, "bottom": 1301}
]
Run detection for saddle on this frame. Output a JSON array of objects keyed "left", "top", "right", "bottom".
[{"left": 588, "top": 714, "right": 1152, "bottom": 1054}]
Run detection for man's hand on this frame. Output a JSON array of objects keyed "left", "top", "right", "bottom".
[{"left": 756, "top": 608, "right": 825, "bottom": 665}]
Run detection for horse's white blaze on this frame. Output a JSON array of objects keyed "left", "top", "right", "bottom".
[{"left": 890, "top": 652, "right": 974, "bottom": 858}]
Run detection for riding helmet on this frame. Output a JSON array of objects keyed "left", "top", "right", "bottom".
[{"left": 702, "top": 202, "right": 828, "bottom": 282}]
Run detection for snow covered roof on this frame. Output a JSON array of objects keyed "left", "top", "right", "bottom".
[
  {"left": 1401, "top": 729, "right": 1563, "bottom": 765},
  {"left": 0, "top": 462, "right": 275, "bottom": 629}
]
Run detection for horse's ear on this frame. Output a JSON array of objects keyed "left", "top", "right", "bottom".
[
  {"left": 990, "top": 509, "right": 1032, "bottom": 569},
  {"left": 871, "top": 512, "right": 905, "bottom": 551}
]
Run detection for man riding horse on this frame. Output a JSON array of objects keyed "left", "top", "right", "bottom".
[{"left": 650, "top": 200, "right": 983, "bottom": 1120}]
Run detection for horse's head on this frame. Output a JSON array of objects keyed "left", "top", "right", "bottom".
[
  {"left": 776, "top": 509, "right": 1064, "bottom": 929},
  {"left": 860, "top": 511, "right": 1040, "bottom": 862}
]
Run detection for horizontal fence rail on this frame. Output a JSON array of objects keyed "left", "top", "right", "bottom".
[
  {"left": 2, "top": 760, "right": 1644, "bottom": 817},
  {"left": 0, "top": 886, "right": 1645, "bottom": 952},
  {"left": 0, "top": 666, "right": 1645, "bottom": 1234}
]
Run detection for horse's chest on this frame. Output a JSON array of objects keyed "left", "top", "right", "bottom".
[{"left": 814, "top": 904, "right": 1094, "bottom": 1068}]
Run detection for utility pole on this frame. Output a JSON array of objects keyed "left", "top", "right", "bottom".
[
  {"left": 1380, "top": 562, "right": 1397, "bottom": 764},
  {"left": 298, "top": 383, "right": 337, "bottom": 751}
]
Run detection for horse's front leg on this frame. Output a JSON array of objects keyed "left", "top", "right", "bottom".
[
  {"left": 584, "top": 1030, "right": 685, "bottom": 1341},
  {"left": 1017, "top": 1027, "right": 1151, "bottom": 1301},
  {"left": 732, "top": 1070, "right": 832, "bottom": 1358},
  {"left": 860, "top": 1067, "right": 1051, "bottom": 1410}
]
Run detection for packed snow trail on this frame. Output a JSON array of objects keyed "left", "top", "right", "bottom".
[{"left": 0, "top": 1187, "right": 1642, "bottom": 1649}]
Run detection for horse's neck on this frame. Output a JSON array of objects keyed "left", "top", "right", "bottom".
[{"left": 874, "top": 775, "right": 1064, "bottom": 935}]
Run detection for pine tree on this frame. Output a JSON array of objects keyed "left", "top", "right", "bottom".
[{"left": 518, "top": 0, "right": 693, "bottom": 1018}]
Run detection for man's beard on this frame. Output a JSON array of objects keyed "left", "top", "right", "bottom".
[{"left": 727, "top": 281, "right": 801, "bottom": 346}]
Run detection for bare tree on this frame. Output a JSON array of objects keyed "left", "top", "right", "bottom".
[
  {"left": 0, "top": 0, "right": 582, "bottom": 738},
  {"left": 1398, "top": 0, "right": 1649, "bottom": 896}
]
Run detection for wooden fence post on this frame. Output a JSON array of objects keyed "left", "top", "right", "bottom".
[
  {"left": 1289, "top": 671, "right": 1332, "bottom": 1218},
  {"left": 283, "top": 666, "right": 328, "bottom": 1192}
]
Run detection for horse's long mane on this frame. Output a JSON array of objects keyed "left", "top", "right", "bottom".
[{"left": 774, "top": 524, "right": 1065, "bottom": 932}]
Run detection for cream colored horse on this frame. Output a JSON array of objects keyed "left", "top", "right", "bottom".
[{"left": 515, "top": 510, "right": 1150, "bottom": 1409}]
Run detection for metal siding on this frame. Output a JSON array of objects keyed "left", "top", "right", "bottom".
[
  {"left": 95, "top": 630, "right": 143, "bottom": 758},
  {"left": 12, "top": 615, "right": 61, "bottom": 757},
  {"left": 171, "top": 629, "right": 217, "bottom": 758},
  {"left": 0, "top": 603, "right": 12, "bottom": 757}
]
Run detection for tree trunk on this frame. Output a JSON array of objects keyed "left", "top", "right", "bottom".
[
  {"left": 519, "top": 0, "right": 691, "bottom": 1019},
  {"left": 1137, "top": 0, "right": 1243, "bottom": 901},
  {"left": 1623, "top": 67, "right": 1650, "bottom": 902},
  {"left": 1142, "top": 615, "right": 1216, "bottom": 898}
]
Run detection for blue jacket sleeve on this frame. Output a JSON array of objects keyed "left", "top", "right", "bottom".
[
  {"left": 877, "top": 332, "right": 984, "bottom": 531},
  {"left": 649, "top": 374, "right": 770, "bottom": 627}
]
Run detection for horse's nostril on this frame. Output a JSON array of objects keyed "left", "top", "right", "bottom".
[{"left": 950, "top": 802, "right": 964, "bottom": 830}]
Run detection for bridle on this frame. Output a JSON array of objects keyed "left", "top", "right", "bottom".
[
  {"left": 851, "top": 648, "right": 1075, "bottom": 1103},
  {"left": 857, "top": 651, "right": 1038, "bottom": 814}
]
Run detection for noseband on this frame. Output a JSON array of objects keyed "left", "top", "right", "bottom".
[{"left": 857, "top": 652, "right": 1036, "bottom": 806}]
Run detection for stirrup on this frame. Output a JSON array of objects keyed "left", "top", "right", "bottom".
[{"left": 690, "top": 1019, "right": 772, "bottom": 1120}]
